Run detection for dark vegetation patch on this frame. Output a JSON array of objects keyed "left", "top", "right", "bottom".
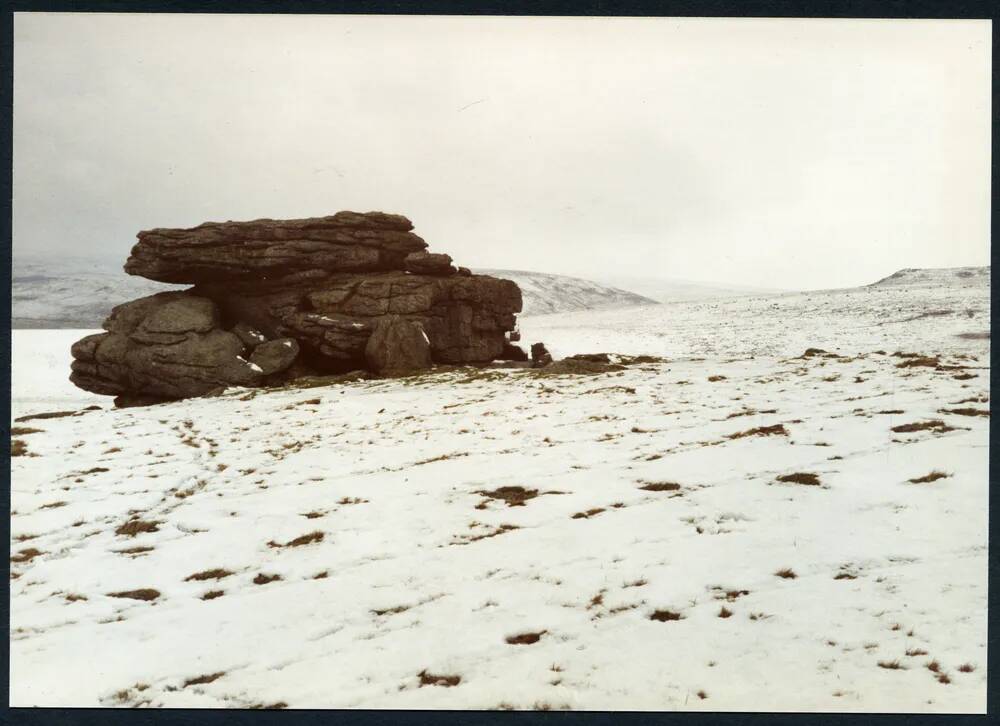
[
  {"left": 185, "top": 568, "right": 233, "bottom": 582},
  {"left": 957, "top": 663, "right": 976, "bottom": 673},
  {"left": 253, "top": 573, "right": 282, "bottom": 585},
  {"left": 707, "top": 375, "right": 727, "bottom": 382},
  {"left": 926, "top": 660, "right": 941, "bottom": 673},
  {"left": 956, "top": 331, "right": 989, "bottom": 340},
  {"left": 696, "top": 690, "right": 708, "bottom": 700},
  {"left": 718, "top": 606, "right": 733, "bottom": 618},
  {"left": 800, "top": 348, "right": 841, "bottom": 359},
  {"left": 874, "top": 410, "right": 905, "bottom": 415},
  {"left": 774, "top": 568, "right": 797, "bottom": 579},
  {"left": 939, "top": 407, "right": 989, "bottom": 418},
  {"left": 711, "top": 587, "right": 750, "bottom": 602},
  {"left": 953, "top": 373, "right": 977, "bottom": 380},
  {"left": 418, "top": 670, "right": 461, "bottom": 688},
  {"left": 895, "top": 357, "right": 939, "bottom": 369},
  {"left": 11, "top": 439, "right": 28, "bottom": 457},
  {"left": 834, "top": 572, "right": 857, "bottom": 580},
  {"left": 452, "top": 524, "right": 520, "bottom": 545},
  {"left": 727, "top": 424, "right": 787, "bottom": 440},
  {"left": 201, "top": 590, "right": 225, "bottom": 600},
  {"left": 776, "top": 472, "right": 821, "bottom": 486},
  {"left": 301, "top": 511, "right": 325, "bottom": 519},
  {"left": 506, "top": 631, "right": 546, "bottom": 645},
  {"left": 267, "top": 531, "right": 324, "bottom": 548},
  {"left": 39, "top": 501, "right": 67, "bottom": 509},
  {"left": 877, "top": 660, "right": 905, "bottom": 670},
  {"left": 649, "top": 609, "right": 683, "bottom": 622},
  {"left": 571, "top": 508, "right": 605, "bottom": 520},
  {"left": 11, "top": 427, "right": 43, "bottom": 436},
  {"left": 115, "top": 520, "right": 160, "bottom": 537},
  {"left": 249, "top": 702, "right": 289, "bottom": 710},
  {"left": 726, "top": 408, "right": 777, "bottom": 419},
  {"left": 183, "top": 672, "right": 225, "bottom": 688},
  {"left": 10, "top": 548, "right": 43, "bottom": 563},
  {"left": 372, "top": 604, "right": 410, "bottom": 616},
  {"left": 891, "top": 420, "right": 956, "bottom": 434},
  {"left": 108, "top": 588, "right": 160, "bottom": 601},
  {"left": 476, "top": 486, "right": 539, "bottom": 507},
  {"left": 115, "top": 546, "right": 154, "bottom": 556},
  {"left": 65, "top": 593, "right": 88, "bottom": 602},
  {"left": 14, "top": 406, "right": 99, "bottom": 423},
  {"left": 905, "top": 648, "right": 929, "bottom": 656},
  {"left": 908, "top": 471, "right": 950, "bottom": 484},
  {"left": 337, "top": 497, "right": 368, "bottom": 505},
  {"left": 639, "top": 481, "right": 681, "bottom": 492}
]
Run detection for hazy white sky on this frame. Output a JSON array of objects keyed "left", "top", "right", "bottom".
[{"left": 13, "top": 14, "right": 991, "bottom": 289}]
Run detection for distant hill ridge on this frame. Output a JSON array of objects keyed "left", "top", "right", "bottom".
[
  {"left": 870, "top": 266, "right": 990, "bottom": 287},
  {"left": 475, "top": 269, "right": 658, "bottom": 316}
]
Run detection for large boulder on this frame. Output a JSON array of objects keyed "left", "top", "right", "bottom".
[
  {"left": 69, "top": 292, "right": 299, "bottom": 400},
  {"left": 69, "top": 211, "right": 523, "bottom": 404},
  {"left": 124, "top": 212, "right": 427, "bottom": 284},
  {"left": 364, "top": 316, "right": 433, "bottom": 375}
]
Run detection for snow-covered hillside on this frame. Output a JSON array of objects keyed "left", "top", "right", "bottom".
[
  {"left": 475, "top": 269, "right": 656, "bottom": 315},
  {"left": 9, "top": 270, "right": 989, "bottom": 711},
  {"left": 870, "top": 266, "right": 991, "bottom": 289},
  {"left": 596, "top": 274, "right": 783, "bottom": 303}
]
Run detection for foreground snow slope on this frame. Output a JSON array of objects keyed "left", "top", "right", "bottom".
[{"left": 9, "top": 276, "right": 989, "bottom": 711}]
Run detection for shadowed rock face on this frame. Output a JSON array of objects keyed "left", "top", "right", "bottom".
[{"left": 70, "top": 212, "right": 523, "bottom": 404}]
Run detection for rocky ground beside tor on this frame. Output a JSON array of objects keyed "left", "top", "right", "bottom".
[{"left": 9, "top": 269, "right": 989, "bottom": 711}]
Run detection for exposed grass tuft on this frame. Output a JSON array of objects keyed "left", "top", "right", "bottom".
[
  {"left": 506, "top": 631, "right": 546, "bottom": 645},
  {"left": 727, "top": 424, "right": 788, "bottom": 439},
  {"left": 776, "top": 472, "right": 821, "bottom": 486},
  {"left": 185, "top": 568, "right": 233, "bottom": 582},
  {"left": 908, "top": 471, "right": 950, "bottom": 484},
  {"left": 774, "top": 568, "right": 797, "bottom": 579},
  {"left": 115, "top": 520, "right": 159, "bottom": 537},
  {"left": 267, "top": 531, "right": 324, "bottom": 548},
  {"left": 108, "top": 588, "right": 160, "bottom": 601},
  {"left": 418, "top": 670, "right": 461, "bottom": 687},
  {"left": 649, "top": 609, "right": 683, "bottom": 622}
]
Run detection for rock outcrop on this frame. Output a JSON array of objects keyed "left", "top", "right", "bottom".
[{"left": 70, "top": 212, "right": 523, "bottom": 404}]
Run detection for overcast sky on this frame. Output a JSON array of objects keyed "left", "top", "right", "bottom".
[{"left": 13, "top": 14, "right": 991, "bottom": 289}]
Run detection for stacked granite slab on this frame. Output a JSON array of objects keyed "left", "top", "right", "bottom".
[{"left": 69, "top": 212, "right": 523, "bottom": 405}]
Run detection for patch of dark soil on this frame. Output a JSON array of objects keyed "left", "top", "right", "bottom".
[
  {"left": 476, "top": 486, "right": 539, "bottom": 507},
  {"left": 895, "top": 357, "right": 939, "bottom": 368},
  {"left": 908, "top": 471, "right": 950, "bottom": 484},
  {"left": 10, "top": 547, "right": 43, "bottom": 563},
  {"left": 939, "top": 407, "right": 989, "bottom": 418},
  {"left": 506, "top": 631, "right": 546, "bottom": 645},
  {"left": 638, "top": 481, "right": 681, "bottom": 492},
  {"left": 108, "top": 588, "right": 160, "bottom": 601},
  {"left": 800, "top": 348, "right": 841, "bottom": 358},
  {"left": 253, "top": 573, "right": 282, "bottom": 585},
  {"left": 115, "top": 520, "right": 160, "bottom": 537},
  {"left": 418, "top": 670, "right": 461, "bottom": 688},
  {"left": 185, "top": 568, "right": 233, "bottom": 582},
  {"left": 727, "top": 424, "right": 788, "bottom": 439},
  {"left": 649, "top": 609, "right": 684, "bottom": 622},
  {"left": 891, "top": 420, "right": 956, "bottom": 434},
  {"left": 10, "top": 427, "right": 43, "bottom": 436},
  {"left": 14, "top": 406, "right": 100, "bottom": 423},
  {"left": 776, "top": 472, "right": 821, "bottom": 486},
  {"left": 267, "top": 531, "right": 324, "bottom": 548},
  {"left": 183, "top": 672, "right": 225, "bottom": 688}
]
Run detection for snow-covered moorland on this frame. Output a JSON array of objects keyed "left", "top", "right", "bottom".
[{"left": 9, "top": 269, "right": 989, "bottom": 711}]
